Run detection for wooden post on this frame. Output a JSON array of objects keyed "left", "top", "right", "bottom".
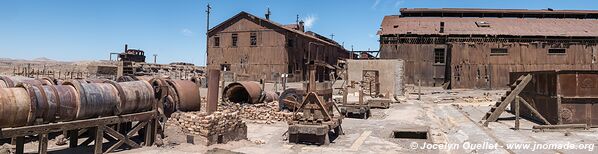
[
  {"left": 515, "top": 96, "right": 520, "bottom": 130},
  {"left": 94, "top": 126, "right": 104, "bottom": 154},
  {"left": 418, "top": 80, "right": 421, "bottom": 100},
  {"left": 145, "top": 120, "right": 154, "bottom": 146},
  {"left": 15, "top": 136, "right": 24, "bottom": 154},
  {"left": 38, "top": 133, "right": 48, "bottom": 154},
  {"left": 207, "top": 69, "right": 221, "bottom": 114}
]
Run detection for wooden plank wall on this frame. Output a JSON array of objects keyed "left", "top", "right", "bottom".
[
  {"left": 207, "top": 17, "right": 349, "bottom": 82},
  {"left": 450, "top": 43, "right": 598, "bottom": 89},
  {"left": 380, "top": 44, "right": 447, "bottom": 86}
]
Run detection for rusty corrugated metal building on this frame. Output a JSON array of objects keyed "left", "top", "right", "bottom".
[
  {"left": 379, "top": 8, "right": 598, "bottom": 89},
  {"left": 207, "top": 12, "right": 349, "bottom": 82}
]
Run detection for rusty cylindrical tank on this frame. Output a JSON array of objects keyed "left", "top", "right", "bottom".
[
  {"left": 0, "top": 76, "right": 49, "bottom": 87},
  {"left": 62, "top": 80, "right": 120, "bottom": 120},
  {"left": 0, "top": 86, "right": 36, "bottom": 128},
  {"left": 25, "top": 84, "right": 81, "bottom": 123},
  {"left": 223, "top": 81, "right": 265, "bottom": 104},
  {"left": 105, "top": 80, "right": 155, "bottom": 115},
  {"left": 167, "top": 80, "right": 201, "bottom": 111}
]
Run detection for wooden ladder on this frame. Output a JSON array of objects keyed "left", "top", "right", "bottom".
[{"left": 481, "top": 74, "right": 532, "bottom": 126}]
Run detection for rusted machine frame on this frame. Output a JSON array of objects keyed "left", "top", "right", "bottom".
[
  {"left": 339, "top": 67, "right": 371, "bottom": 119},
  {"left": 288, "top": 63, "right": 344, "bottom": 145},
  {"left": 0, "top": 110, "right": 158, "bottom": 154}
]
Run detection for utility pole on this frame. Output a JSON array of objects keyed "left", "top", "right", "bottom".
[
  {"left": 153, "top": 54, "right": 157, "bottom": 64},
  {"left": 330, "top": 33, "right": 335, "bottom": 40},
  {"left": 205, "top": 4, "right": 211, "bottom": 66}
]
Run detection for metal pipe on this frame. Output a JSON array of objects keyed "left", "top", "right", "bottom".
[
  {"left": 223, "top": 81, "right": 263, "bottom": 104},
  {"left": 62, "top": 80, "right": 120, "bottom": 120},
  {"left": 0, "top": 87, "right": 35, "bottom": 128},
  {"left": 104, "top": 80, "right": 155, "bottom": 115}
]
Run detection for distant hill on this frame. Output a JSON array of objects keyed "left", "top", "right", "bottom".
[{"left": 32, "top": 57, "right": 55, "bottom": 61}]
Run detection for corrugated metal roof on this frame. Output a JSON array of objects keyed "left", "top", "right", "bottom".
[
  {"left": 379, "top": 16, "right": 598, "bottom": 37},
  {"left": 400, "top": 8, "right": 598, "bottom": 15},
  {"left": 208, "top": 12, "right": 342, "bottom": 47}
]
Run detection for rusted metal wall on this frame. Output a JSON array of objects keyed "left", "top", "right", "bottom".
[
  {"left": 381, "top": 39, "right": 598, "bottom": 89},
  {"left": 511, "top": 70, "right": 598, "bottom": 127},
  {"left": 380, "top": 44, "right": 447, "bottom": 86},
  {"left": 451, "top": 43, "right": 598, "bottom": 89},
  {"left": 207, "top": 13, "right": 348, "bottom": 82}
]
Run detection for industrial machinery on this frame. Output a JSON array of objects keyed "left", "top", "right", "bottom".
[
  {"left": 338, "top": 80, "right": 371, "bottom": 119},
  {"left": 0, "top": 75, "right": 202, "bottom": 154},
  {"left": 286, "top": 63, "right": 344, "bottom": 145}
]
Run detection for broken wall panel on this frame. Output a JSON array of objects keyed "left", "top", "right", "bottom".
[
  {"left": 511, "top": 70, "right": 598, "bottom": 127},
  {"left": 346, "top": 59, "right": 405, "bottom": 97}
]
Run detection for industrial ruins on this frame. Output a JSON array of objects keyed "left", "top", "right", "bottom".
[{"left": 1, "top": 6, "right": 598, "bottom": 154}]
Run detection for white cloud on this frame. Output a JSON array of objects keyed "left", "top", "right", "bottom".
[
  {"left": 371, "top": 0, "right": 381, "bottom": 9},
  {"left": 181, "top": 28, "right": 193, "bottom": 36},
  {"left": 303, "top": 15, "right": 317, "bottom": 30},
  {"left": 394, "top": 0, "right": 404, "bottom": 8}
]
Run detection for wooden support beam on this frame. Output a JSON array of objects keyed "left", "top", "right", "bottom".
[
  {"left": 68, "top": 130, "right": 79, "bottom": 148},
  {"left": 515, "top": 96, "right": 520, "bottom": 130},
  {"left": 94, "top": 126, "right": 104, "bottom": 154},
  {"left": 483, "top": 74, "right": 532, "bottom": 126},
  {"left": 38, "top": 133, "right": 48, "bottom": 154},
  {"left": 533, "top": 124, "right": 588, "bottom": 130},
  {"left": 15, "top": 136, "right": 24, "bottom": 154},
  {"left": 519, "top": 98, "right": 551, "bottom": 125},
  {"left": 81, "top": 128, "right": 96, "bottom": 146},
  {"left": 104, "top": 125, "right": 141, "bottom": 153}
]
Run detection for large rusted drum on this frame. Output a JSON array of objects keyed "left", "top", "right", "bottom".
[
  {"left": 0, "top": 76, "right": 48, "bottom": 87},
  {"left": 167, "top": 80, "right": 201, "bottom": 111},
  {"left": 49, "top": 85, "right": 80, "bottom": 122},
  {"left": 223, "top": 81, "right": 263, "bottom": 104},
  {"left": 63, "top": 80, "right": 120, "bottom": 120},
  {"left": 0, "top": 87, "right": 35, "bottom": 128},
  {"left": 105, "top": 80, "right": 155, "bottom": 115},
  {"left": 27, "top": 84, "right": 80, "bottom": 122}
]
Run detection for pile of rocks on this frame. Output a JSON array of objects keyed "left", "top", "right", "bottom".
[
  {"left": 167, "top": 111, "right": 244, "bottom": 137},
  {"left": 220, "top": 101, "right": 300, "bottom": 124}
]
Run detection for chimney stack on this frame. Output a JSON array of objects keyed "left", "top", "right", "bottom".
[
  {"left": 124, "top": 44, "right": 128, "bottom": 52},
  {"left": 298, "top": 20, "right": 305, "bottom": 32}
]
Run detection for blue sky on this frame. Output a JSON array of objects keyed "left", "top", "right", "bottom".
[{"left": 0, "top": 0, "right": 596, "bottom": 66}]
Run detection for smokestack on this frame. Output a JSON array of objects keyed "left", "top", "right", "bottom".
[
  {"left": 439, "top": 22, "right": 445, "bottom": 33},
  {"left": 124, "top": 44, "right": 128, "bottom": 52}
]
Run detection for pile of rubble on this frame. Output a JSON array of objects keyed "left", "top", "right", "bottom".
[
  {"left": 167, "top": 111, "right": 244, "bottom": 137},
  {"left": 220, "top": 101, "right": 299, "bottom": 124}
]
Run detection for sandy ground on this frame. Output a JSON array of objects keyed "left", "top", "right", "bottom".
[{"left": 5, "top": 85, "right": 598, "bottom": 154}]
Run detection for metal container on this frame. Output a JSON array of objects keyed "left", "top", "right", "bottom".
[
  {"left": 25, "top": 84, "right": 81, "bottom": 123},
  {"left": 49, "top": 85, "right": 81, "bottom": 122},
  {"left": 223, "top": 81, "right": 263, "bottom": 104},
  {"left": 104, "top": 80, "right": 155, "bottom": 114},
  {"left": 511, "top": 70, "right": 598, "bottom": 127},
  {"left": 0, "top": 76, "right": 48, "bottom": 87},
  {"left": 63, "top": 80, "right": 120, "bottom": 120},
  {"left": 0, "top": 87, "right": 35, "bottom": 128},
  {"left": 167, "top": 80, "right": 201, "bottom": 111}
]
